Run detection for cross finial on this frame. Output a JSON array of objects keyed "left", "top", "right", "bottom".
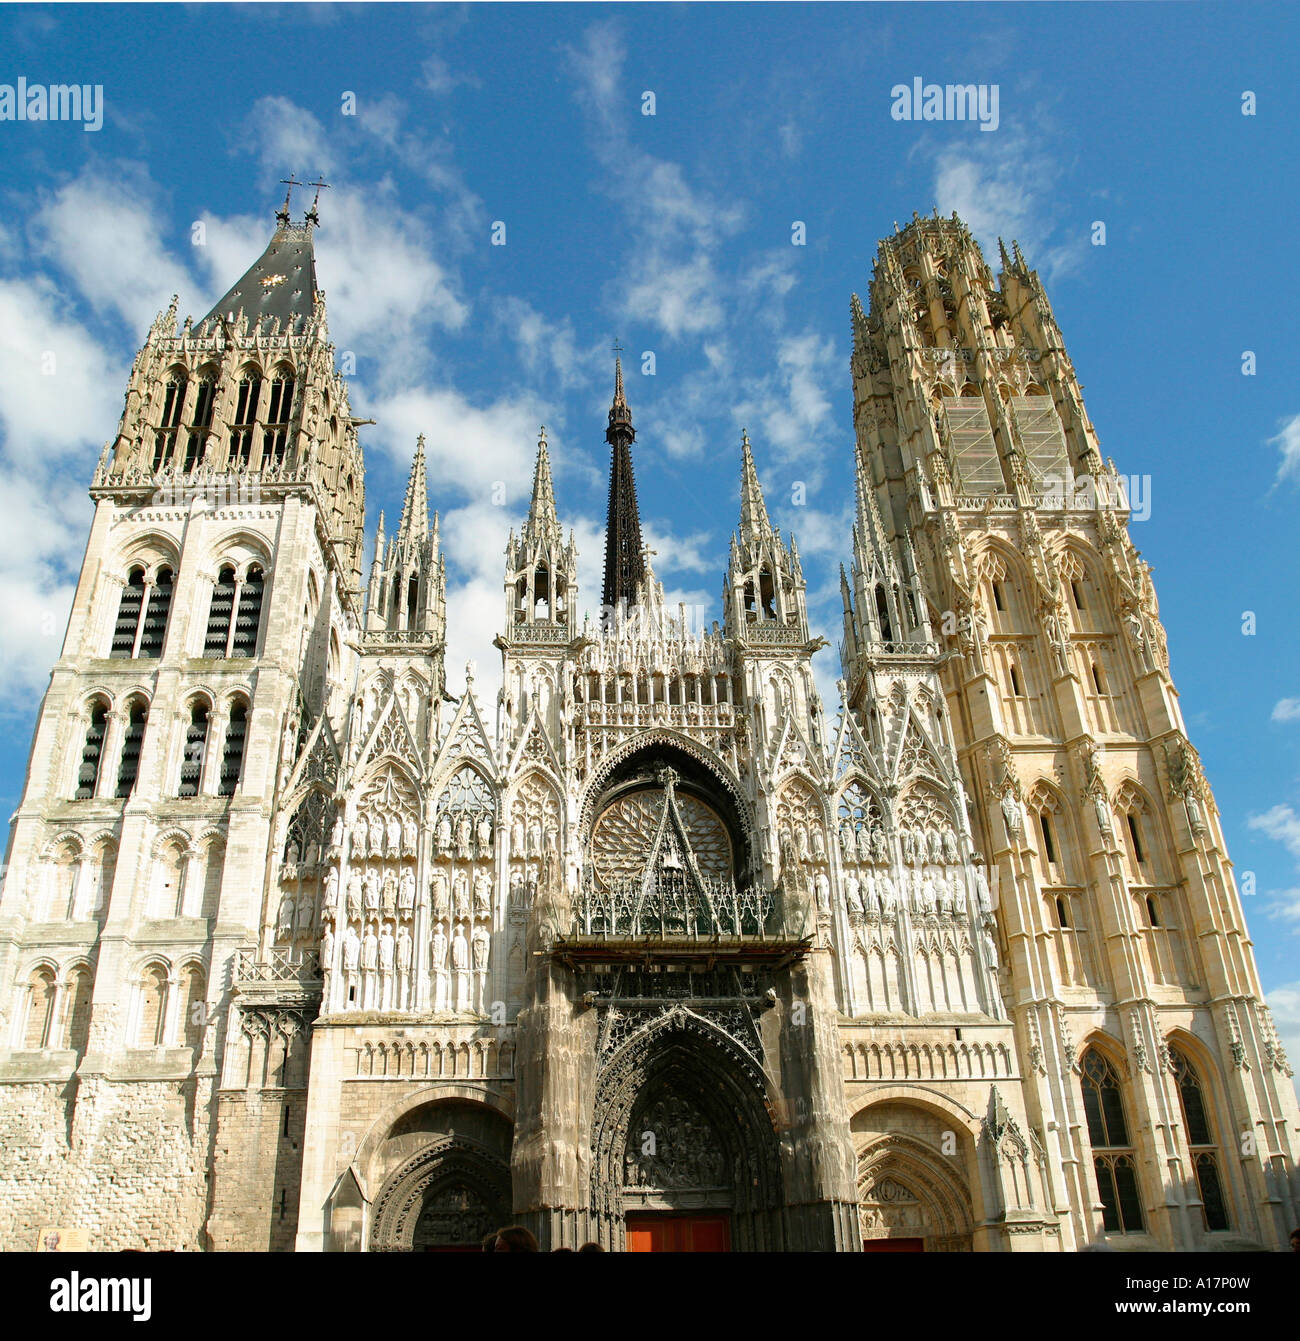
[
  {"left": 277, "top": 174, "right": 301, "bottom": 224},
  {"left": 612, "top": 338, "right": 624, "bottom": 358},
  {"left": 305, "top": 175, "right": 330, "bottom": 224}
]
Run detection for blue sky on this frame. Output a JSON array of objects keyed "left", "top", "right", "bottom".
[{"left": 0, "top": 2, "right": 1297, "bottom": 1075}]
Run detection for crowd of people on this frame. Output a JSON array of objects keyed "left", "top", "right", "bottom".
[{"left": 483, "top": 1227, "right": 603, "bottom": 1252}]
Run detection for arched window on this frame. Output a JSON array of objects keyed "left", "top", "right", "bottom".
[
  {"left": 1039, "top": 810, "right": 1058, "bottom": 865},
  {"left": 63, "top": 966, "right": 93, "bottom": 1054},
  {"left": 218, "top": 700, "right": 248, "bottom": 796},
  {"left": 1126, "top": 812, "right": 1147, "bottom": 868},
  {"left": 111, "top": 568, "right": 146, "bottom": 657},
  {"left": 229, "top": 371, "right": 262, "bottom": 469},
  {"left": 1081, "top": 1047, "right": 1145, "bottom": 1233},
  {"left": 47, "top": 841, "right": 80, "bottom": 920},
  {"left": 152, "top": 374, "right": 187, "bottom": 471},
  {"left": 1170, "top": 1048, "right": 1229, "bottom": 1232},
  {"left": 152, "top": 840, "right": 187, "bottom": 918},
  {"left": 23, "top": 968, "right": 57, "bottom": 1049},
  {"left": 137, "top": 964, "right": 168, "bottom": 1046},
  {"left": 179, "top": 702, "right": 209, "bottom": 796},
  {"left": 263, "top": 371, "right": 295, "bottom": 469},
  {"left": 874, "top": 584, "right": 893, "bottom": 643},
  {"left": 136, "top": 566, "right": 173, "bottom": 658},
  {"left": 178, "top": 964, "right": 206, "bottom": 1052},
  {"left": 183, "top": 375, "right": 216, "bottom": 472},
  {"left": 232, "top": 565, "right": 264, "bottom": 657},
  {"left": 82, "top": 840, "right": 116, "bottom": 918},
  {"left": 75, "top": 700, "right": 109, "bottom": 798},
  {"left": 115, "top": 698, "right": 148, "bottom": 798},
  {"left": 204, "top": 565, "right": 237, "bottom": 657}
]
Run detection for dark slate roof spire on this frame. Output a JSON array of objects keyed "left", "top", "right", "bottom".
[
  {"left": 601, "top": 354, "right": 647, "bottom": 613},
  {"left": 199, "top": 186, "right": 319, "bottom": 333}
]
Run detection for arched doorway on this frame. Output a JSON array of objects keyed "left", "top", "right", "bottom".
[
  {"left": 370, "top": 1136, "right": 510, "bottom": 1251},
  {"left": 856, "top": 1133, "right": 974, "bottom": 1252},
  {"left": 591, "top": 1006, "right": 785, "bottom": 1252}
]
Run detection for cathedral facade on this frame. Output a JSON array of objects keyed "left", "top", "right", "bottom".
[{"left": 0, "top": 201, "right": 1295, "bottom": 1253}]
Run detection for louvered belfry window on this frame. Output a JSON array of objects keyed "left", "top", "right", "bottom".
[
  {"left": 115, "top": 701, "right": 148, "bottom": 798},
  {"left": 137, "top": 567, "right": 173, "bottom": 658},
  {"left": 75, "top": 702, "right": 109, "bottom": 799},
  {"left": 232, "top": 566, "right": 264, "bottom": 657},
  {"left": 204, "top": 566, "right": 237, "bottom": 657},
  {"left": 179, "top": 702, "right": 209, "bottom": 797},
  {"left": 111, "top": 568, "right": 147, "bottom": 657},
  {"left": 218, "top": 701, "right": 248, "bottom": 796}
]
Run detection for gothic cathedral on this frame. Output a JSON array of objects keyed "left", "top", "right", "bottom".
[{"left": 1, "top": 203, "right": 1296, "bottom": 1253}]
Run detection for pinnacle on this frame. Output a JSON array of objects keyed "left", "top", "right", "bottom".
[
  {"left": 525, "top": 425, "right": 559, "bottom": 539},
  {"left": 739, "top": 429, "right": 772, "bottom": 541},
  {"left": 397, "top": 436, "right": 429, "bottom": 547}
]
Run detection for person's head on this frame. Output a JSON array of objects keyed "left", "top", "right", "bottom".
[
  {"left": 1290, "top": 1227, "right": 1300, "bottom": 1253},
  {"left": 482, "top": 1230, "right": 500, "bottom": 1252},
  {"left": 578, "top": 1241, "right": 605, "bottom": 1253},
  {"left": 493, "top": 1225, "right": 540, "bottom": 1253},
  {"left": 551, "top": 1246, "right": 574, "bottom": 1253}
]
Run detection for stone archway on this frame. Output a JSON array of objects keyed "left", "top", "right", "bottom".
[
  {"left": 590, "top": 1006, "right": 785, "bottom": 1251},
  {"left": 369, "top": 1135, "right": 511, "bottom": 1252},
  {"left": 856, "top": 1134, "right": 975, "bottom": 1252}
]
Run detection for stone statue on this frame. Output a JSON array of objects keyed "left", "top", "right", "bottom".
[
  {"left": 471, "top": 923, "right": 489, "bottom": 972},
  {"left": 430, "top": 923, "right": 448, "bottom": 969},
  {"left": 455, "top": 814, "right": 472, "bottom": 857},
  {"left": 928, "top": 829, "right": 944, "bottom": 864},
  {"left": 378, "top": 925, "right": 395, "bottom": 971},
  {"left": 368, "top": 814, "right": 384, "bottom": 857},
  {"left": 943, "top": 829, "right": 959, "bottom": 863},
  {"left": 511, "top": 817, "right": 525, "bottom": 854},
  {"left": 857, "top": 827, "right": 872, "bottom": 865},
  {"left": 363, "top": 871, "right": 379, "bottom": 913},
  {"left": 431, "top": 871, "right": 449, "bottom": 919},
  {"left": 385, "top": 815, "right": 401, "bottom": 857},
  {"left": 477, "top": 814, "right": 492, "bottom": 851},
  {"left": 402, "top": 815, "right": 418, "bottom": 857},
  {"left": 1000, "top": 789, "right": 1023, "bottom": 839},
  {"left": 509, "top": 869, "right": 524, "bottom": 906},
  {"left": 844, "top": 874, "right": 862, "bottom": 913},
  {"left": 872, "top": 827, "right": 887, "bottom": 864},
  {"left": 285, "top": 838, "right": 301, "bottom": 869},
  {"left": 323, "top": 867, "right": 339, "bottom": 910},
  {"left": 346, "top": 870, "right": 362, "bottom": 920},
  {"left": 814, "top": 871, "right": 831, "bottom": 913},
  {"left": 361, "top": 927, "right": 378, "bottom": 972},
  {"left": 527, "top": 819, "right": 542, "bottom": 857},
  {"left": 296, "top": 891, "right": 315, "bottom": 933},
  {"left": 453, "top": 871, "right": 470, "bottom": 920},
  {"left": 451, "top": 925, "right": 469, "bottom": 971},
  {"left": 277, "top": 894, "right": 295, "bottom": 940},
  {"left": 811, "top": 827, "right": 827, "bottom": 862},
  {"left": 330, "top": 813, "right": 345, "bottom": 850},
  {"left": 436, "top": 814, "right": 452, "bottom": 854},
  {"left": 352, "top": 817, "right": 368, "bottom": 859},
  {"left": 398, "top": 868, "right": 415, "bottom": 914},
  {"left": 974, "top": 863, "right": 992, "bottom": 913},
  {"left": 473, "top": 869, "right": 492, "bottom": 917},
  {"left": 342, "top": 925, "right": 360, "bottom": 972},
  {"left": 321, "top": 924, "right": 334, "bottom": 970},
  {"left": 396, "top": 925, "right": 412, "bottom": 973},
  {"left": 381, "top": 871, "right": 396, "bottom": 915}
]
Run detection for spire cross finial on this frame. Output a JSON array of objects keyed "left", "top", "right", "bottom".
[
  {"left": 305, "top": 176, "right": 330, "bottom": 223},
  {"left": 612, "top": 338, "right": 624, "bottom": 358},
  {"left": 278, "top": 174, "right": 301, "bottom": 223}
]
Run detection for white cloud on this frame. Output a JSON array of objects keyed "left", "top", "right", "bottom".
[
  {"left": 1248, "top": 804, "right": 1300, "bottom": 861},
  {"left": 35, "top": 168, "right": 200, "bottom": 334},
  {"left": 1272, "top": 698, "right": 1300, "bottom": 723},
  {"left": 242, "top": 96, "right": 338, "bottom": 178},
  {"left": 1269, "top": 413, "right": 1300, "bottom": 487}
]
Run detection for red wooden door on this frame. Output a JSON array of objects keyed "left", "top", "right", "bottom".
[
  {"left": 625, "top": 1214, "right": 731, "bottom": 1252},
  {"left": 862, "top": 1237, "right": 925, "bottom": 1252}
]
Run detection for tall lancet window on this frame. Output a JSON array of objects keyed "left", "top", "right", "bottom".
[
  {"left": 184, "top": 375, "right": 216, "bottom": 472},
  {"left": 229, "top": 371, "right": 262, "bottom": 469},
  {"left": 152, "top": 373, "right": 187, "bottom": 471},
  {"left": 263, "top": 370, "right": 295, "bottom": 469},
  {"left": 1170, "top": 1048, "right": 1229, "bottom": 1232},
  {"left": 204, "top": 566, "right": 237, "bottom": 656},
  {"left": 1080, "top": 1046, "right": 1145, "bottom": 1234}
]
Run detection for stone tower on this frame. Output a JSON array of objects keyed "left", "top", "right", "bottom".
[
  {"left": 0, "top": 196, "right": 367, "bottom": 1250},
  {"left": 847, "top": 211, "right": 1300, "bottom": 1249}
]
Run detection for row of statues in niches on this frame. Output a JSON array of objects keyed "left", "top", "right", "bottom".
[
  {"left": 842, "top": 863, "right": 993, "bottom": 920},
  {"left": 835, "top": 822, "right": 963, "bottom": 868},
  {"left": 339, "top": 808, "right": 559, "bottom": 865},
  {"left": 323, "top": 914, "right": 492, "bottom": 1014}
]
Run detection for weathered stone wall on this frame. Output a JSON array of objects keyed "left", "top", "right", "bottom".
[
  {"left": 208, "top": 1088, "right": 308, "bottom": 1251},
  {"left": 0, "top": 1075, "right": 212, "bottom": 1251}
]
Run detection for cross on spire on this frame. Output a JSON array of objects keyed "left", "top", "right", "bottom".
[
  {"left": 277, "top": 174, "right": 301, "bottom": 224},
  {"left": 305, "top": 176, "right": 330, "bottom": 225}
]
